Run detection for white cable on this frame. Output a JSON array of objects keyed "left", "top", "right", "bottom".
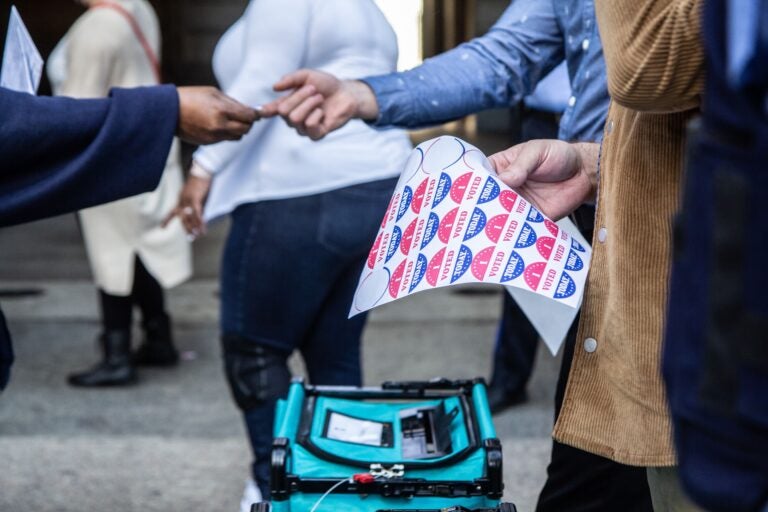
[{"left": 309, "top": 476, "right": 352, "bottom": 512}]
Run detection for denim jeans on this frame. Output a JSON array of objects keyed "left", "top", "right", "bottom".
[{"left": 220, "top": 178, "right": 397, "bottom": 494}]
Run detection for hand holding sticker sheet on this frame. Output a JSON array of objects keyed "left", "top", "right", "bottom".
[{"left": 351, "top": 137, "right": 592, "bottom": 347}]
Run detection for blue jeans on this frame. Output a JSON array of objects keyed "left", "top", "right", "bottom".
[{"left": 220, "top": 178, "right": 397, "bottom": 495}]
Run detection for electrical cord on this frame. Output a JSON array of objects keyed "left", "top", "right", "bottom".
[{"left": 308, "top": 476, "right": 353, "bottom": 512}]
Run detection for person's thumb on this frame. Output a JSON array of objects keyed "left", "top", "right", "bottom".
[
  {"left": 273, "top": 70, "right": 310, "bottom": 92},
  {"left": 494, "top": 142, "right": 542, "bottom": 189}
]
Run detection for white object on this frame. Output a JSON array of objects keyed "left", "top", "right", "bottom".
[
  {"left": 350, "top": 137, "right": 592, "bottom": 331},
  {"left": 583, "top": 337, "right": 598, "bottom": 353},
  {"left": 194, "top": 0, "right": 413, "bottom": 223},
  {"left": 47, "top": 0, "right": 191, "bottom": 295},
  {"left": 506, "top": 216, "right": 592, "bottom": 355},
  {"left": 1, "top": 6, "right": 43, "bottom": 94},
  {"left": 597, "top": 227, "right": 608, "bottom": 243},
  {"left": 326, "top": 412, "right": 385, "bottom": 446},
  {"left": 239, "top": 478, "right": 263, "bottom": 512}
]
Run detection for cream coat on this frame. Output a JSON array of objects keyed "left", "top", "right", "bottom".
[{"left": 48, "top": 0, "right": 191, "bottom": 295}]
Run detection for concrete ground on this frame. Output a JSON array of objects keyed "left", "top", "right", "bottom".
[{"left": 0, "top": 214, "right": 562, "bottom": 512}]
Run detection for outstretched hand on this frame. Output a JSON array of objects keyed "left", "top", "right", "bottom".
[
  {"left": 177, "top": 86, "right": 260, "bottom": 145},
  {"left": 260, "top": 69, "right": 379, "bottom": 140},
  {"left": 163, "top": 174, "right": 211, "bottom": 238},
  {"left": 489, "top": 140, "right": 599, "bottom": 220}
]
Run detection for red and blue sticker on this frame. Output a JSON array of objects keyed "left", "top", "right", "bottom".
[
  {"left": 422, "top": 212, "right": 439, "bottom": 250},
  {"left": 397, "top": 186, "right": 413, "bottom": 221},
  {"left": 433, "top": 173, "right": 452, "bottom": 208},
  {"left": 515, "top": 222, "right": 537, "bottom": 248},
  {"left": 477, "top": 177, "right": 500, "bottom": 204},
  {"left": 500, "top": 251, "right": 525, "bottom": 282},
  {"left": 463, "top": 208, "right": 487, "bottom": 241},
  {"left": 386, "top": 226, "right": 402, "bottom": 262},
  {"left": 451, "top": 245, "right": 473, "bottom": 283}
]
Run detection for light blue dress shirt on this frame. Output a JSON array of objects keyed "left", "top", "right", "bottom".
[
  {"left": 523, "top": 62, "right": 571, "bottom": 114},
  {"left": 364, "top": 0, "right": 609, "bottom": 142}
]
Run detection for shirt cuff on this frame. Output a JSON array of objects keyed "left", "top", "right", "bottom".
[
  {"left": 360, "top": 74, "right": 414, "bottom": 128},
  {"left": 190, "top": 160, "right": 213, "bottom": 179}
]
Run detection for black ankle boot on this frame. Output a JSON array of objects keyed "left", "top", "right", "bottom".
[
  {"left": 68, "top": 330, "right": 137, "bottom": 387},
  {"left": 133, "top": 314, "right": 179, "bottom": 367}
]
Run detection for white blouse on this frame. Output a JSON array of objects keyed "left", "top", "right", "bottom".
[{"left": 195, "top": 0, "right": 413, "bottom": 223}]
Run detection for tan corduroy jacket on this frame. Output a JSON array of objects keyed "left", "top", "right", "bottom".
[{"left": 552, "top": 0, "right": 705, "bottom": 466}]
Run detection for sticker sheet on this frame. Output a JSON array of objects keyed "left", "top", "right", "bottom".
[
  {"left": 351, "top": 136, "right": 591, "bottom": 317},
  {"left": 1, "top": 6, "right": 43, "bottom": 94}
]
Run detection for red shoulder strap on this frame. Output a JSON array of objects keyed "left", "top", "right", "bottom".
[{"left": 92, "top": 1, "right": 162, "bottom": 83}]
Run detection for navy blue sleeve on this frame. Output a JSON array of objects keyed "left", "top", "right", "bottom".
[{"left": 0, "top": 84, "right": 179, "bottom": 227}]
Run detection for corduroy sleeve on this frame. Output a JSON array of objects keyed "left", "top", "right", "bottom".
[{"left": 595, "top": 0, "right": 705, "bottom": 113}]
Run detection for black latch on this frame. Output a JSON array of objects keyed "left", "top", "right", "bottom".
[{"left": 270, "top": 438, "right": 291, "bottom": 501}]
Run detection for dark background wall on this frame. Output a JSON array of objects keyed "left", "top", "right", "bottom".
[{"left": 0, "top": 0, "right": 248, "bottom": 93}]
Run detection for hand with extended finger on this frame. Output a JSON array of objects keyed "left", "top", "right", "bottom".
[
  {"left": 177, "top": 86, "right": 260, "bottom": 145},
  {"left": 260, "top": 69, "right": 379, "bottom": 140},
  {"left": 488, "top": 140, "right": 599, "bottom": 221},
  {"left": 163, "top": 162, "right": 212, "bottom": 238}
]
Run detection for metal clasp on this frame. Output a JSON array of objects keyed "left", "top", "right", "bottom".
[{"left": 369, "top": 463, "right": 405, "bottom": 479}]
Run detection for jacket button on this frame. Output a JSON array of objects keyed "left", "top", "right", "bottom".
[
  {"left": 606, "top": 120, "right": 614, "bottom": 134},
  {"left": 584, "top": 337, "right": 598, "bottom": 353},
  {"left": 597, "top": 227, "right": 608, "bottom": 243}
]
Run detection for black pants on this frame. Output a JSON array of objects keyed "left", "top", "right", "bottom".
[
  {"left": 99, "top": 256, "right": 166, "bottom": 331},
  {"left": 535, "top": 318, "right": 654, "bottom": 512}
]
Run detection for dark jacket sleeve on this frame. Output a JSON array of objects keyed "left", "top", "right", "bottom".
[{"left": 0, "top": 84, "right": 179, "bottom": 227}]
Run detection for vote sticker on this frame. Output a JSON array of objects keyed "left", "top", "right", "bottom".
[
  {"left": 572, "top": 238, "right": 586, "bottom": 252},
  {"left": 401, "top": 146, "right": 424, "bottom": 182},
  {"left": 536, "top": 236, "right": 556, "bottom": 259},
  {"left": 554, "top": 272, "right": 576, "bottom": 299},
  {"left": 422, "top": 212, "right": 439, "bottom": 250},
  {"left": 463, "top": 208, "right": 487, "bottom": 241},
  {"left": 410, "top": 254, "right": 428, "bottom": 292},
  {"left": 386, "top": 226, "right": 402, "bottom": 262},
  {"left": 397, "top": 186, "right": 413, "bottom": 221},
  {"left": 451, "top": 245, "right": 473, "bottom": 283},
  {"left": 438, "top": 207, "right": 459, "bottom": 244},
  {"left": 412, "top": 178, "right": 429, "bottom": 214},
  {"left": 565, "top": 250, "right": 584, "bottom": 271},
  {"left": 524, "top": 261, "right": 547, "bottom": 291},
  {"left": 367, "top": 233, "right": 383, "bottom": 269},
  {"left": 422, "top": 136, "right": 465, "bottom": 173},
  {"left": 433, "top": 173, "right": 452, "bottom": 208},
  {"left": 389, "top": 259, "right": 408, "bottom": 298},
  {"left": 450, "top": 172, "right": 473, "bottom": 203},
  {"left": 401, "top": 218, "right": 417, "bottom": 256},
  {"left": 471, "top": 246, "right": 496, "bottom": 280},
  {"left": 515, "top": 222, "right": 537, "bottom": 249},
  {"left": 544, "top": 219, "right": 559, "bottom": 237},
  {"left": 499, "top": 190, "right": 518, "bottom": 212},
  {"left": 527, "top": 208, "right": 544, "bottom": 223},
  {"left": 426, "top": 247, "right": 447, "bottom": 286},
  {"left": 477, "top": 177, "right": 501, "bottom": 204},
  {"left": 500, "top": 251, "right": 525, "bottom": 282},
  {"left": 485, "top": 214, "right": 508, "bottom": 244},
  {"left": 353, "top": 268, "right": 390, "bottom": 312}
]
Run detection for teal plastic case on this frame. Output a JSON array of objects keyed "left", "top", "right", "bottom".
[{"left": 255, "top": 378, "right": 513, "bottom": 512}]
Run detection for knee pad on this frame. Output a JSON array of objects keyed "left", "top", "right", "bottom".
[{"left": 221, "top": 335, "right": 291, "bottom": 411}]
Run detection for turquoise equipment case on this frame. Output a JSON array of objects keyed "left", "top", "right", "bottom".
[{"left": 251, "top": 378, "right": 516, "bottom": 512}]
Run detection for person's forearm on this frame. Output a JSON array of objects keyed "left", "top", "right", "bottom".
[
  {"left": 364, "top": 0, "right": 563, "bottom": 129},
  {"left": 363, "top": 48, "right": 528, "bottom": 129}
]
